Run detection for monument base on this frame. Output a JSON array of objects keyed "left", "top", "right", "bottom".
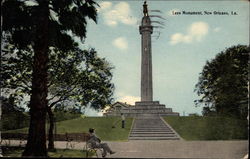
[{"left": 104, "top": 101, "right": 179, "bottom": 117}]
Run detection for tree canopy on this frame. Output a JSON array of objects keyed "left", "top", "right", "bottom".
[
  {"left": 2, "top": 46, "right": 114, "bottom": 111},
  {"left": 2, "top": 0, "right": 100, "bottom": 156},
  {"left": 2, "top": 0, "right": 98, "bottom": 51},
  {"left": 195, "top": 45, "right": 249, "bottom": 119}
]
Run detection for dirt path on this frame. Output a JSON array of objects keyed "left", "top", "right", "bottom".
[{"left": 1, "top": 139, "right": 248, "bottom": 158}]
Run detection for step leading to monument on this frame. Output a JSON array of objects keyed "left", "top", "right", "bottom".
[
  {"left": 126, "top": 101, "right": 179, "bottom": 116},
  {"left": 129, "top": 114, "right": 181, "bottom": 140},
  {"left": 124, "top": 105, "right": 171, "bottom": 110},
  {"left": 135, "top": 101, "right": 160, "bottom": 106},
  {"left": 122, "top": 109, "right": 174, "bottom": 114},
  {"left": 129, "top": 136, "right": 180, "bottom": 140},
  {"left": 103, "top": 101, "right": 180, "bottom": 117}
]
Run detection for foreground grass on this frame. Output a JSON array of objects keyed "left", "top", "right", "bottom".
[
  {"left": 2, "top": 146, "right": 92, "bottom": 158},
  {"left": 164, "top": 116, "right": 248, "bottom": 140},
  {"left": 4, "top": 116, "right": 133, "bottom": 141}
]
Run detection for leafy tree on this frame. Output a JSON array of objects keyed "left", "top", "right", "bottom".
[
  {"left": 2, "top": 0, "right": 98, "bottom": 156},
  {"left": 1, "top": 46, "right": 114, "bottom": 150},
  {"left": 46, "top": 48, "right": 114, "bottom": 150},
  {"left": 195, "top": 45, "right": 249, "bottom": 119}
]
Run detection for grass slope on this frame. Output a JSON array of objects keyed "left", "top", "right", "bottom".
[
  {"left": 164, "top": 116, "right": 248, "bottom": 140},
  {"left": 5, "top": 116, "right": 133, "bottom": 141}
]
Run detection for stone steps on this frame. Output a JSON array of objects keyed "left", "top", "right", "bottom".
[
  {"left": 103, "top": 101, "right": 180, "bottom": 117},
  {"left": 132, "top": 129, "right": 172, "bottom": 131},
  {"left": 135, "top": 101, "right": 160, "bottom": 106},
  {"left": 129, "top": 136, "right": 180, "bottom": 140},
  {"left": 127, "top": 106, "right": 171, "bottom": 110},
  {"left": 132, "top": 128, "right": 171, "bottom": 130},
  {"left": 132, "top": 130, "right": 172, "bottom": 132},
  {"left": 130, "top": 134, "right": 178, "bottom": 137},
  {"left": 125, "top": 108, "right": 172, "bottom": 111},
  {"left": 129, "top": 115, "right": 181, "bottom": 140},
  {"left": 133, "top": 125, "right": 168, "bottom": 127},
  {"left": 118, "top": 101, "right": 180, "bottom": 116},
  {"left": 130, "top": 132, "right": 175, "bottom": 134}
]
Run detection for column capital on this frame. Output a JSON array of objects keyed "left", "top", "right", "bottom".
[{"left": 139, "top": 26, "right": 153, "bottom": 34}]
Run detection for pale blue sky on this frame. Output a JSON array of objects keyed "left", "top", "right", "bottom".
[{"left": 80, "top": 0, "right": 249, "bottom": 116}]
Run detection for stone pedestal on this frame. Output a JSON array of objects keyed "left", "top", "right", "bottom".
[{"left": 120, "top": 101, "right": 179, "bottom": 117}]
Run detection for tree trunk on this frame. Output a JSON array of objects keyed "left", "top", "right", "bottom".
[
  {"left": 22, "top": 1, "right": 49, "bottom": 157},
  {"left": 47, "top": 107, "right": 56, "bottom": 151}
]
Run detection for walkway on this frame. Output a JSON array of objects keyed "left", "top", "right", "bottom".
[{"left": 1, "top": 139, "right": 248, "bottom": 158}]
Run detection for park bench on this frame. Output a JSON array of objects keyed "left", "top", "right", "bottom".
[
  {"left": 1, "top": 133, "right": 28, "bottom": 147},
  {"left": 64, "top": 133, "right": 101, "bottom": 158},
  {"left": 64, "top": 132, "right": 89, "bottom": 149},
  {"left": 1, "top": 132, "right": 100, "bottom": 157},
  {"left": 85, "top": 141, "right": 100, "bottom": 158},
  {"left": 1, "top": 132, "right": 88, "bottom": 149}
]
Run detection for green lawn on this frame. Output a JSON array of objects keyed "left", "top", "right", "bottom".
[
  {"left": 164, "top": 116, "right": 248, "bottom": 140},
  {"left": 4, "top": 116, "right": 134, "bottom": 141},
  {"left": 6, "top": 115, "right": 246, "bottom": 141},
  {"left": 2, "top": 146, "right": 93, "bottom": 158}
]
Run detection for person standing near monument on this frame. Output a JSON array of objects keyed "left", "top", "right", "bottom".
[{"left": 121, "top": 113, "right": 125, "bottom": 128}]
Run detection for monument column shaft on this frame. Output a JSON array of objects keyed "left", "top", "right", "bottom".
[{"left": 140, "top": 28, "right": 153, "bottom": 101}]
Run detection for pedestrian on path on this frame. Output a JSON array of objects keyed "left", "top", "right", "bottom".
[
  {"left": 121, "top": 113, "right": 125, "bottom": 128},
  {"left": 87, "top": 128, "right": 116, "bottom": 158}
]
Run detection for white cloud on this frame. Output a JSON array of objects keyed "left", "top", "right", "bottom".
[
  {"left": 84, "top": 106, "right": 103, "bottom": 116},
  {"left": 170, "top": 33, "right": 191, "bottom": 44},
  {"left": 101, "top": 2, "right": 137, "bottom": 27},
  {"left": 112, "top": 37, "right": 128, "bottom": 50},
  {"left": 97, "top": 2, "right": 112, "bottom": 12},
  {"left": 97, "top": 112, "right": 104, "bottom": 116},
  {"left": 116, "top": 92, "right": 140, "bottom": 105},
  {"left": 213, "top": 27, "right": 221, "bottom": 32},
  {"left": 188, "top": 22, "right": 209, "bottom": 39},
  {"left": 118, "top": 95, "right": 140, "bottom": 105},
  {"left": 170, "top": 22, "right": 209, "bottom": 45}
]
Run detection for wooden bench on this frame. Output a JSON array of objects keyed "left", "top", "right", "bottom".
[
  {"left": 1, "top": 133, "right": 89, "bottom": 148},
  {"left": 1, "top": 133, "right": 28, "bottom": 147},
  {"left": 85, "top": 141, "right": 100, "bottom": 158},
  {"left": 64, "top": 133, "right": 101, "bottom": 158},
  {"left": 64, "top": 133, "right": 89, "bottom": 149},
  {"left": 1, "top": 132, "right": 99, "bottom": 157}
]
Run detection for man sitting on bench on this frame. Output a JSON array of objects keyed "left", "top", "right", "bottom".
[{"left": 87, "top": 128, "right": 116, "bottom": 157}]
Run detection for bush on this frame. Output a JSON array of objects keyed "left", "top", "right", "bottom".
[
  {"left": 1, "top": 111, "right": 30, "bottom": 131},
  {"left": 204, "top": 116, "right": 248, "bottom": 140},
  {"left": 53, "top": 111, "right": 81, "bottom": 122}
]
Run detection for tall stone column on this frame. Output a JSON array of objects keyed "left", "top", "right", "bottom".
[{"left": 139, "top": 1, "right": 153, "bottom": 101}]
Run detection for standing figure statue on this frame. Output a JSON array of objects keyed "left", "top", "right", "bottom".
[{"left": 143, "top": 1, "right": 148, "bottom": 16}]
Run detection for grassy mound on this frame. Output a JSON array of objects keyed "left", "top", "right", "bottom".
[
  {"left": 164, "top": 116, "right": 248, "bottom": 140},
  {"left": 2, "top": 111, "right": 81, "bottom": 131},
  {"left": 4, "top": 116, "right": 133, "bottom": 141},
  {"left": 55, "top": 116, "right": 133, "bottom": 141}
]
